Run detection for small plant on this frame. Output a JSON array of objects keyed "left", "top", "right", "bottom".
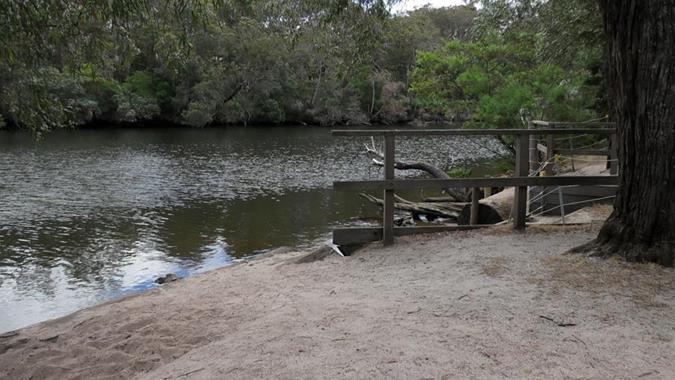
[{"left": 447, "top": 166, "right": 472, "bottom": 178}]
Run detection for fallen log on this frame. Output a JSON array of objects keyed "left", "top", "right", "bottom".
[
  {"left": 360, "top": 193, "right": 463, "bottom": 220},
  {"left": 364, "top": 138, "right": 469, "bottom": 201},
  {"left": 422, "top": 196, "right": 456, "bottom": 203},
  {"left": 457, "top": 187, "right": 513, "bottom": 225}
]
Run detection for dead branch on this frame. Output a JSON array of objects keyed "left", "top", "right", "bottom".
[
  {"left": 364, "top": 137, "right": 468, "bottom": 201},
  {"left": 360, "top": 193, "right": 463, "bottom": 220}
]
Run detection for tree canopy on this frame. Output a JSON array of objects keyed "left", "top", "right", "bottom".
[{"left": 0, "top": 0, "right": 605, "bottom": 132}]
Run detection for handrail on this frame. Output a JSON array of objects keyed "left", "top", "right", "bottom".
[
  {"left": 331, "top": 124, "right": 619, "bottom": 246},
  {"left": 531, "top": 121, "right": 615, "bottom": 127},
  {"left": 334, "top": 176, "right": 619, "bottom": 192},
  {"left": 332, "top": 128, "right": 616, "bottom": 136}
]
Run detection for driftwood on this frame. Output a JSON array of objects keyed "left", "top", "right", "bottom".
[
  {"left": 457, "top": 187, "right": 513, "bottom": 225},
  {"left": 364, "top": 138, "right": 469, "bottom": 202},
  {"left": 360, "top": 193, "right": 463, "bottom": 220},
  {"left": 422, "top": 196, "right": 456, "bottom": 203}
]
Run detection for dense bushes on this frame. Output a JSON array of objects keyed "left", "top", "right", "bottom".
[{"left": 0, "top": 1, "right": 603, "bottom": 131}]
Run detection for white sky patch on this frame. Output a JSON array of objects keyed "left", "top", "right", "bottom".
[{"left": 391, "top": 0, "right": 468, "bottom": 14}]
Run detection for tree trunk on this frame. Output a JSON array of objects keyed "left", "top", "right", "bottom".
[
  {"left": 457, "top": 187, "right": 513, "bottom": 225},
  {"left": 310, "top": 62, "right": 324, "bottom": 107},
  {"left": 574, "top": 1, "right": 675, "bottom": 265}
]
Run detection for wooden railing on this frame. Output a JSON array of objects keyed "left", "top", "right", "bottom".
[
  {"left": 529, "top": 120, "right": 618, "bottom": 175},
  {"left": 332, "top": 126, "right": 618, "bottom": 246}
]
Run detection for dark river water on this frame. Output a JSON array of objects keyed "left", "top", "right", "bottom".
[{"left": 0, "top": 126, "right": 507, "bottom": 332}]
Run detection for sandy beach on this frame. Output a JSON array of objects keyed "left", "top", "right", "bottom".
[{"left": 1, "top": 226, "right": 674, "bottom": 379}]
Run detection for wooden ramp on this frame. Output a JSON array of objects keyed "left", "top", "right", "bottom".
[
  {"left": 531, "top": 164, "right": 618, "bottom": 216},
  {"left": 538, "top": 185, "right": 617, "bottom": 216}
]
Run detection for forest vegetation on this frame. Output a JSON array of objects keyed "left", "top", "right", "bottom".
[{"left": 0, "top": 0, "right": 604, "bottom": 132}]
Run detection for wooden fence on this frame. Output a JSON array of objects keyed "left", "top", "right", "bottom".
[{"left": 332, "top": 125, "right": 618, "bottom": 246}]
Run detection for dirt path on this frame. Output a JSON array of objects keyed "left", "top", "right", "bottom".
[{"left": 1, "top": 227, "right": 674, "bottom": 379}]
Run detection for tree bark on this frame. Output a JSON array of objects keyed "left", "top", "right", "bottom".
[
  {"left": 574, "top": 1, "right": 675, "bottom": 265},
  {"left": 457, "top": 187, "right": 513, "bottom": 225}
]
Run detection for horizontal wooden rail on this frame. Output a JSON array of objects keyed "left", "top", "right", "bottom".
[
  {"left": 334, "top": 175, "right": 619, "bottom": 192},
  {"left": 556, "top": 149, "right": 611, "bottom": 156},
  {"left": 332, "top": 128, "right": 616, "bottom": 137},
  {"left": 536, "top": 144, "right": 611, "bottom": 156},
  {"left": 333, "top": 226, "right": 489, "bottom": 246},
  {"left": 331, "top": 123, "right": 619, "bottom": 246},
  {"left": 531, "top": 121, "right": 615, "bottom": 127}
]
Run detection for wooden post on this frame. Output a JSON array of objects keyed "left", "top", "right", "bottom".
[
  {"left": 539, "top": 134, "right": 556, "bottom": 219},
  {"left": 545, "top": 134, "right": 555, "bottom": 176},
  {"left": 609, "top": 133, "right": 618, "bottom": 175},
  {"left": 558, "top": 187, "right": 566, "bottom": 224},
  {"left": 528, "top": 120, "right": 539, "bottom": 174},
  {"left": 470, "top": 187, "right": 481, "bottom": 225},
  {"left": 527, "top": 120, "right": 537, "bottom": 216},
  {"left": 383, "top": 135, "right": 395, "bottom": 245},
  {"left": 513, "top": 134, "right": 529, "bottom": 229},
  {"left": 569, "top": 139, "right": 575, "bottom": 171}
]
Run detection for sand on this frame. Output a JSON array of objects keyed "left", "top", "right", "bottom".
[{"left": 1, "top": 227, "right": 674, "bottom": 379}]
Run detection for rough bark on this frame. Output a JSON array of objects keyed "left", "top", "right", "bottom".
[
  {"left": 457, "top": 188, "right": 513, "bottom": 225},
  {"left": 573, "top": 1, "right": 675, "bottom": 265}
]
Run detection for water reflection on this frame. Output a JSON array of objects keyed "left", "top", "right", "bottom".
[{"left": 0, "top": 126, "right": 507, "bottom": 332}]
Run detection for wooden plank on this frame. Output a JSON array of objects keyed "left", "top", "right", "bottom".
[
  {"left": 470, "top": 187, "right": 481, "bottom": 225},
  {"left": 383, "top": 135, "right": 395, "bottom": 246},
  {"left": 557, "top": 185, "right": 618, "bottom": 197},
  {"left": 531, "top": 121, "right": 616, "bottom": 127},
  {"left": 333, "top": 227, "right": 381, "bottom": 245},
  {"left": 546, "top": 135, "right": 555, "bottom": 160},
  {"left": 333, "top": 225, "right": 489, "bottom": 246},
  {"left": 554, "top": 149, "right": 610, "bottom": 156},
  {"left": 543, "top": 193, "right": 614, "bottom": 204},
  {"left": 513, "top": 134, "right": 529, "bottom": 229},
  {"left": 537, "top": 143, "right": 548, "bottom": 154},
  {"left": 331, "top": 128, "right": 616, "bottom": 137},
  {"left": 541, "top": 186, "right": 617, "bottom": 216},
  {"left": 334, "top": 175, "right": 619, "bottom": 191},
  {"left": 528, "top": 121, "right": 539, "bottom": 174},
  {"left": 545, "top": 134, "right": 555, "bottom": 176}
]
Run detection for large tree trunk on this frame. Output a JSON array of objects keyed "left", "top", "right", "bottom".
[{"left": 575, "top": 2, "right": 675, "bottom": 265}]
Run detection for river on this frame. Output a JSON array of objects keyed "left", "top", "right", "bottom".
[{"left": 0, "top": 126, "right": 508, "bottom": 332}]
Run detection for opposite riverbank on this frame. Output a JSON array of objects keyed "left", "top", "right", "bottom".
[{"left": 1, "top": 226, "right": 674, "bottom": 379}]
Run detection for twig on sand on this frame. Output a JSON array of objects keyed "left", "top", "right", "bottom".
[
  {"left": 39, "top": 335, "right": 59, "bottom": 342},
  {"left": 0, "top": 331, "right": 19, "bottom": 339},
  {"left": 571, "top": 334, "right": 587, "bottom": 347},
  {"left": 539, "top": 315, "right": 577, "bottom": 327},
  {"left": 174, "top": 367, "right": 205, "bottom": 378}
]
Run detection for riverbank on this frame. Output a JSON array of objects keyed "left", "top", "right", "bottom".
[
  {"left": 2, "top": 226, "right": 674, "bottom": 379},
  {"left": 0, "top": 125, "right": 510, "bottom": 332},
  {"left": 1, "top": 118, "right": 459, "bottom": 132}
]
